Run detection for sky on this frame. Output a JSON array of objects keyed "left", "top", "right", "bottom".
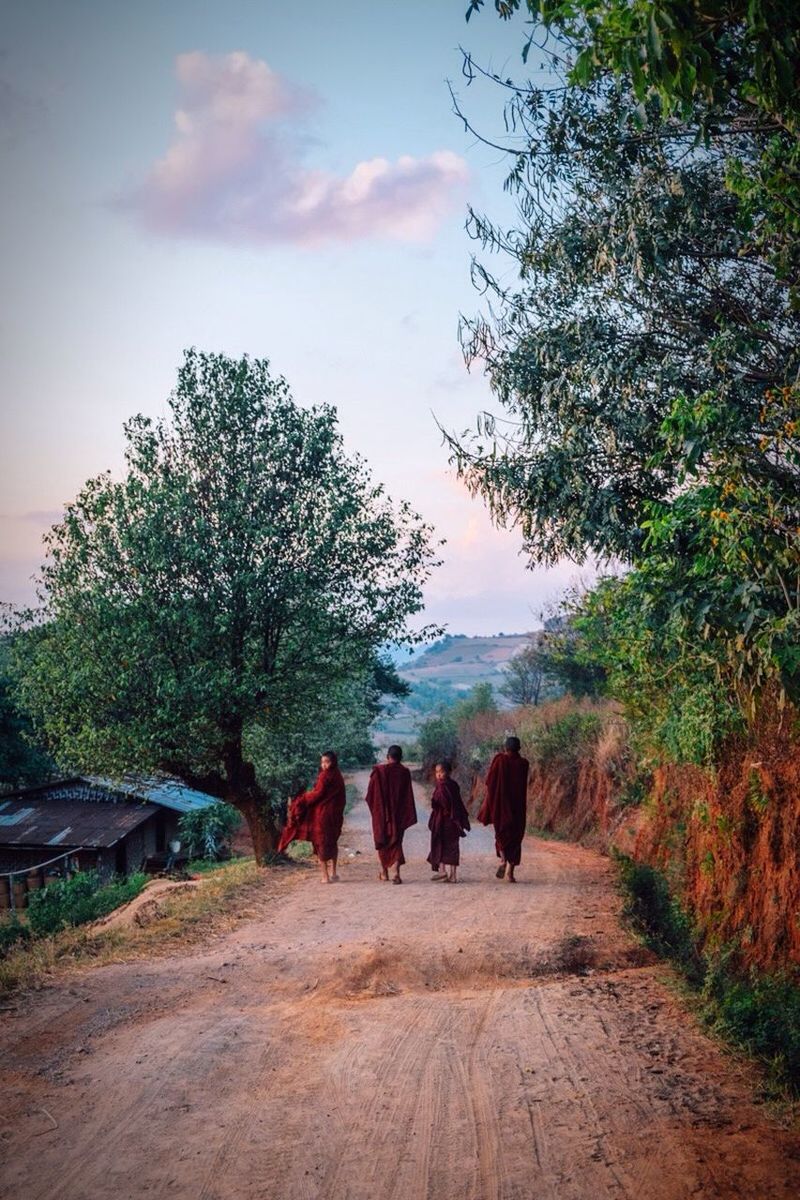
[{"left": 0, "top": 0, "right": 582, "bottom": 635}]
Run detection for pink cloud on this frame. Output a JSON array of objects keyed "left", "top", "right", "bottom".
[{"left": 119, "top": 51, "right": 469, "bottom": 245}]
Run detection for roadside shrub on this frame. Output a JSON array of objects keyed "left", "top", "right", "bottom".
[
  {"left": 702, "top": 954, "right": 800, "bottom": 1093},
  {"left": 616, "top": 853, "right": 800, "bottom": 1095},
  {"left": 27, "top": 870, "right": 148, "bottom": 936},
  {"left": 417, "top": 710, "right": 459, "bottom": 773},
  {"left": 0, "top": 913, "right": 31, "bottom": 957},
  {"left": 531, "top": 711, "right": 603, "bottom": 766},
  {"left": 178, "top": 802, "right": 242, "bottom": 861},
  {"left": 615, "top": 853, "right": 704, "bottom": 983},
  {"left": 416, "top": 682, "right": 498, "bottom": 774}
]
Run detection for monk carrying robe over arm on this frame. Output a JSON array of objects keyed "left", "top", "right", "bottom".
[
  {"left": 277, "top": 751, "right": 347, "bottom": 884},
  {"left": 365, "top": 744, "right": 417, "bottom": 884},
  {"left": 477, "top": 736, "right": 530, "bottom": 882}
]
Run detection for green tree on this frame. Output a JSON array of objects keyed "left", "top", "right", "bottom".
[
  {"left": 416, "top": 680, "right": 497, "bottom": 772},
  {"left": 0, "top": 631, "right": 54, "bottom": 792},
  {"left": 500, "top": 641, "right": 546, "bottom": 705},
  {"left": 13, "top": 351, "right": 438, "bottom": 861},
  {"left": 448, "top": 23, "right": 799, "bottom": 714},
  {"left": 467, "top": 2, "right": 800, "bottom": 293}
]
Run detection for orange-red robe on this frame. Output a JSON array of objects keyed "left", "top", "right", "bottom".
[
  {"left": 365, "top": 761, "right": 417, "bottom": 869},
  {"left": 277, "top": 766, "right": 346, "bottom": 861},
  {"left": 427, "top": 777, "right": 470, "bottom": 869},
  {"left": 477, "top": 750, "right": 530, "bottom": 866}
]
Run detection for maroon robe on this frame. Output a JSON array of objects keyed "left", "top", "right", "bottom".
[
  {"left": 277, "top": 766, "right": 346, "bottom": 861},
  {"left": 477, "top": 750, "right": 530, "bottom": 866},
  {"left": 365, "top": 761, "right": 417, "bottom": 869},
  {"left": 427, "top": 777, "right": 470, "bottom": 869}
]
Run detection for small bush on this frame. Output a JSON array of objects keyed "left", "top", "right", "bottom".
[
  {"left": 0, "top": 913, "right": 31, "bottom": 957},
  {"left": 531, "top": 711, "right": 603, "bottom": 765},
  {"left": 27, "top": 871, "right": 148, "bottom": 936},
  {"left": 616, "top": 771, "right": 652, "bottom": 809},
  {"left": 615, "top": 853, "right": 704, "bottom": 983},
  {"left": 178, "top": 802, "right": 242, "bottom": 861},
  {"left": 702, "top": 954, "right": 800, "bottom": 1093}
]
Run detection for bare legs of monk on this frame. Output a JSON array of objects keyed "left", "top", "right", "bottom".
[
  {"left": 318, "top": 856, "right": 340, "bottom": 883},
  {"left": 495, "top": 855, "right": 516, "bottom": 882},
  {"left": 377, "top": 849, "right": 403, "bottom": 883}
]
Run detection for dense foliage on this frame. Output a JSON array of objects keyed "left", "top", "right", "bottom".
[
  {"left": 27, "top": 870, "right": 148, "bottom": 936},
  {"left": 451, "top": 2, "right": 799, "bottom": 755},
  {"left": 178, "top": 802, "right": 242, "bottom": 862},
  {"left": 416, "top": 681, "right": 497, "bottom": 772},
  {"left": 13, "top": 351, "right": 438, "bottom": 860},
  {"left": 0, "top": 631, "right": 54, "bottom": 792}
]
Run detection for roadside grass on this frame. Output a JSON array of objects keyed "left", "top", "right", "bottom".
[
  {"left": 614, "top": 851, "right": 800, "bottom": 1102},
  {"left": 525, "top": 824, "right": 567, "bottom": 841},
  {"left": 0, "top": 856, "right": 308, "bottom": 998}
]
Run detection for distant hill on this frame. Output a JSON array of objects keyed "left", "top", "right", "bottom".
[{"left": 375, "top": 632, "right": 536, "bottom": 746}]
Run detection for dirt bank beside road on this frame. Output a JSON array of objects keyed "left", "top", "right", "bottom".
[{"left": 1, "top": 772, "right": 797, "bottom": 1199}]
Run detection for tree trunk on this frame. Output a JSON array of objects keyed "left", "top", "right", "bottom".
[
  {"left": 222, "top": 736, "right": 282, "bottom": 866},
  {"left": 163, "top": 738, "right": 283, "bottom": 866},
  {"left": 236, "top": 794, "right": 280, "bottom": 865}
]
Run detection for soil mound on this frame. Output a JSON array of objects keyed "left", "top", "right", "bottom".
[{"left": 89, "top": 878, "right": 200, "bottom": 933}]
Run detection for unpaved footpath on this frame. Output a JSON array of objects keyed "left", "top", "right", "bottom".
[{"left": 1, "top": 774, "right": 798, "bottom": 1200}]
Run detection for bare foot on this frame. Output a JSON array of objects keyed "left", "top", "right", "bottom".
[
  {"left": 431, "top": 873, "right": 448, "bottom": 881},
  {"left": 330, "top": 873, "right": 340, "bottom": 882},
  {"left": 378, "top": 872, "right": 389, "bottom": 882},
  {"left": 505, "top": 873, "right": 517, "bottom": 883}
]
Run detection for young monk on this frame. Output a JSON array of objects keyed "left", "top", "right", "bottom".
[
  {"left": 477, "top": 735, "right": 530, "bottom": 882},
  {"left": 365, "top": 745, "right": 417, "bottom": 884},
  {"left": 277, "top": 750, "right": 347, "bottom": 884},
  {"left": 427, "top": 760, "right": 470, "bottom": 883}
]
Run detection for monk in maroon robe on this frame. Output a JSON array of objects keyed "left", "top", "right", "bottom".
[
  {"left": 477, "top": 736, "right": 530, "bottom": 882},
  {"left": 277, "top": 751, "right": 347, "bottom": 883},
  {"left": 427, "top": 760, "right": 470, "bottom": 883},
  {"left": 365, "top": 744, "right": 417, "bottom": 883}
]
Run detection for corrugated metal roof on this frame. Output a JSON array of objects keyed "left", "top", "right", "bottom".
[
  {"left": 87, "top": 777, "right": 217, "bottom": 814},
  {"left": 0, "top": 797, "right": 159, "bottom": 848},
  {"left": 2, "top": 776, "right": 218, "bottom": 814}
]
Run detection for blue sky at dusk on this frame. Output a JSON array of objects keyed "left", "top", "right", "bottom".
[{"left": 0, "top": 1, "right": 582, "bottom": 633}]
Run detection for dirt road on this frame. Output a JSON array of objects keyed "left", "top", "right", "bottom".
[{"left": 1, "top": 773, "right": 798, "bottom": 1199}]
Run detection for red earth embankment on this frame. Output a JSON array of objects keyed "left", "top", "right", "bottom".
[{"left": 465, "top": 701, "right": 800, "bottom": 973}]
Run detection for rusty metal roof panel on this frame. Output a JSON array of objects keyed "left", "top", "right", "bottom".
[{"left": 0, "top": 797, "right": 159, "bottom": 848}]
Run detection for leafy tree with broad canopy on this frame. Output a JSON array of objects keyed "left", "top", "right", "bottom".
[
  {"left": 13, "top": 350, "right": 438, "bottom": 861},
  {"left": 448, "top": 5, "right": 799, "bottom": 727}
]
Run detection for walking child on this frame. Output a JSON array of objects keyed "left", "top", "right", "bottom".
[{"left": 427, "top": 760, "right": 470, "bottom": 883}]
